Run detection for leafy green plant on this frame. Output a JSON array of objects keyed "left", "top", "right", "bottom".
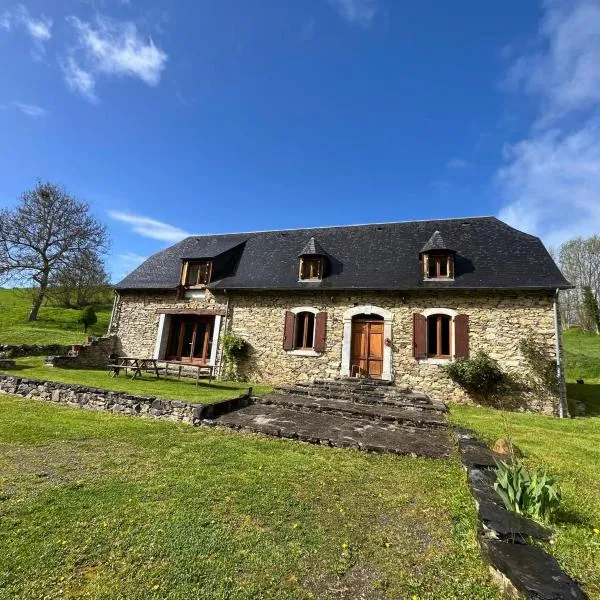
[
  {"left": 78, "top": 306, "right": 97, "bottom": 332},
  {"left": 443, "top": 352, "right": 506, "bottom": 404},
  {"left": 518, "top": 335, "right": 558, "bottom": 405},
  {"left": 494, "top": 459, "right": 561, "bottom": 523},
  {"left": 221, "top": 333, "right": 249, "bottom": 379}
]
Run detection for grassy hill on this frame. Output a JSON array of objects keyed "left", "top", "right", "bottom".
[
  {"left": 563, "top": 328, "right": 600, "bottom": 416},
  {"left": 0, "top": 288, "right": 113, "bottom": 346}
]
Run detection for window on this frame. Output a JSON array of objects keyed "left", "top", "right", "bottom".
[
  {"left": 183, "top": 261, "right": 212, "bottom": 287},
  {"left": 294, "top": 312, "right": 315, "bottom": 349},
  {"left": 413, "top": 311, "right": 468, "bottom": 361},
  {"left": 299, "top": 257, "right": 323, "bottom": 281},
  {"left": 424, "top": 253, "right": 454, "bottom": 279},
  {"left": 426, "top": 314, "right": 452, "bottom": 358}
]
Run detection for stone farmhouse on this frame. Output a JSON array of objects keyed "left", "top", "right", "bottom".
[{"left": 109, "top": 217, "right": 570, "bottom": 412}]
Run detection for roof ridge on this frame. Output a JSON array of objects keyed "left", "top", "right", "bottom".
[{"left": 180, "top": 215, "right": 497, "bottom": 240}]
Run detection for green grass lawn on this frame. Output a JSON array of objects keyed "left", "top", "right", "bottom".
[
  {"left": 0, "top": 395, "right": 501, "bottom": 600},
  {"left": 0, "top": 288, "right": 112, "bottom": 346},
  {"left": 2, "top": 357, "right": 271, "bottom": 404},
  {"left": 449, "top": 328, "right": 600, "bottom": 599}
]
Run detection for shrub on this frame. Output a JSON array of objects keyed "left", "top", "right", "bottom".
[
  {"left": 0, "top": 343, "right": 70, "bottom": 358},
  {"left": 443, "top": 352, "right": 506, "bottom": 403},
  {"left": 221, "top": 333, "right": 249, "bottom": 380},
  {"left": 78, "top": 306, "right": 97, "bottom": 332},
  {"left": 494, "top": 459, "right": 561, "bottom": 523}
]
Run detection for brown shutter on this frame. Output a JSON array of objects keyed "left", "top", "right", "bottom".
[
  {"left": 413, "top": 313, "right": 427, "bottom": 359},
  {"left": 454, "top": 314, "right": 469, "bottom": 359},
  {"left": 283, "top": 311, "right": 295, "bottom": 351},
  {"left": 314, "top": 312, "right": 327, "bottom": 352}
]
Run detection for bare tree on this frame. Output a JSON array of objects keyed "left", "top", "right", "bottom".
[
  {"left": 0, "top": 181, "right": 108, "bottom": 321},
  {"left": 48, "top": 249, "right": 110, "bottom": 308},
  {"left": 558, "top": 236, "right": 600, "bottom": 328}
]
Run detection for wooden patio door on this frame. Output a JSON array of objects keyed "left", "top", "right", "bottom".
[
  {"left": 167, "top": 317, "right": 213, "bottom": 364},
  {"left": 350, "top": 319, "right": 384, "bottom": 378}
]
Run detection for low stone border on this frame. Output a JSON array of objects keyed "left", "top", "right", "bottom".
[
  {"left": 0, "top": 374, "right": 252, "bottom": 426},
  {"left": 455, "top": 428, "right": 586, "bottom": 599}
]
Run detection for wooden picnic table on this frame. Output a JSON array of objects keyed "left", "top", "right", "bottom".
[
  {"left": 108, "top": 356, "right": 160, "bottom": 380},
  {"left": 108, "top": 356, "right": 213, "bottom": 385}
]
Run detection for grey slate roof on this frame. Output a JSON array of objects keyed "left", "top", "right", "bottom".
[
  {"left": 114, "top": 217, "right": 571, "bottom": 291},
  {"left": 420, "top": 230, "right": 452, "bottom": 253},
  {"left": 298, "top": 237, "right": 327, "bottom": 256}
]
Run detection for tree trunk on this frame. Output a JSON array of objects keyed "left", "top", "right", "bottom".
[{"left": 28, "top": 274, "right": 49, "bottom": 322}]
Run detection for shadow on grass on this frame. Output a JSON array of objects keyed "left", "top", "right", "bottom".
[
  {"left": 553, "top": 505, "right": 595, "bottom": 528},
  {"left": 567, "top": 383, "right": 600, "bottom": 417}
]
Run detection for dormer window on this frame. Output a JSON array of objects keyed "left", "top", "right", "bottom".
[
  {"left": 420, "top": 231, "right": 455, "bottom": 281},
  {"left": 299, "top": 257, "right": 323, "bottom": 281},
  {"left": 298, "top": 237, "right": 327, "bottom": 282},
  {"left": 182, "top": 260, "right": 212, "bottom": 287},
  {"left": 424, "top": 253, "right": 454, "bottom": 279}
]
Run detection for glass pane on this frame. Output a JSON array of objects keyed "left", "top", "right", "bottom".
[
  {"left": 306, "top": 315, "right": 314, "bottom": 347},
  {"left": 441, "top": 315, "right": 451, "bottom": 355},
  {"left": 197, "top": 263, "right": 211, "bottom": 284},
  {"left": 186, "top": 263, "right": 200, "bottom": 285},
  {"left": 182, "top": 321, "right": 196, "bottom": 359},
  {"left": 439, "top": 258, "right": 448, "bottom": 277},
  {"left": 427, "top": 316, "right": 437, "bottom": 356},
  {"left": 168, "top": 318, "right": 181, "bottom": 357},
  {"left": 428, "top": 258, "right": 437, "bottom": 278},
  {"left": 192, "top": 322, "right": 207, "bottom": 360}
]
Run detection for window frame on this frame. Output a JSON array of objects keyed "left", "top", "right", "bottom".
[
  {"left": 423, "top": 253, "right": 454, "bottom": 280},
  {"left": 294, "top": 311, "right": 316, "bottom": 350},
  {"left": 426, "top": 313, "right": 453, "bottom": 359},
  {"left": 182, "top": 260, "right": 212, "bottom": 288},
  {"left": 298, "top": 256, "right": 324, "bottom": 281}
]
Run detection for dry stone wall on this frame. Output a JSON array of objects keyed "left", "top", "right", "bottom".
[{"left": 111, "top": 288, "right": 560, "bottom": 412}]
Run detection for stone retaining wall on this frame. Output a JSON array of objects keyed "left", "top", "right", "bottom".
[{"left": 0, "top": 375, "right": 251, "bottom": 424}]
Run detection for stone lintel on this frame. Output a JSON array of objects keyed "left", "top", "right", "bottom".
[{"left": 155, "top": 308, "right": 227, "bottom": 316}]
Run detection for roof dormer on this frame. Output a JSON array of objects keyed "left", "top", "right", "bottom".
[
  {"left": 420, "top": 231, "right": 455, "bottom": 280},
  {"left": 298, "top": 237, "right": 327, "bottom": 281}
]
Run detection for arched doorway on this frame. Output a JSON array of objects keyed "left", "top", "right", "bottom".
[
  {"left": 341, "top": 305, "right": 393, "bottom": 380},
  {"left": 350, "top": 314, "right": 384, "bottom": 378}
]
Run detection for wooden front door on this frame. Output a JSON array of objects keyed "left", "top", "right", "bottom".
[
  {"left": 350, "top": 319, "right": 384, "bottom": 378},
  {"left": 167, "top": 317, "right": 213, "bottom": 364}
]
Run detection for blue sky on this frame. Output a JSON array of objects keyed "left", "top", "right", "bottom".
[{"left": 1, "top": 0, "right": 599, "bottom": 282}]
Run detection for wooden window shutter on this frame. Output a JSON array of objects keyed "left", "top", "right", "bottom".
[
  {"left": 314, "top": 312, "right": 327, "bottom": 352},
  {"left": 454, "top": 314, "right": 469, "bottom": 359},
  {"left": 413, "top": 313, "right": 427, "bottom": 359},
  {"left": 283, "top": 311, "right": 296, "bottom": 351}
]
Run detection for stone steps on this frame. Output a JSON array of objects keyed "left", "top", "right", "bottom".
[
  {"left": 275, "top": 385, "right": 447, "bottom": 413},
  {"left": 256, "top": 393, "right": 447, "bottom": 428},
  {"left": 208, "top": 404, "right": 454, "bottom": 458},
  {"left": 203, "top": 378, "right": 451, "bottom": 458}
]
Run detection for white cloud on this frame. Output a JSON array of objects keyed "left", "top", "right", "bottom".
[
  {"left": 60, "top": 56, "right": 98, "bottom": 102},
  {"left": 13, "top": 101, "right": 47, "bottom": 117},
  {"left": 16, "top": 4, "right": 52, "bottom": 41},
  {"left": 109, "top": 211, "right": 190, "bottom": 242},
  {"left": 446, "top": 158, "right": 471, "bottom": 169},
  {"left": 1, "top": 4, "right": 52, "bottom": 58},
  {"left": 328, "top": 0, "right": 379, "bottom": 27},
  {"left": 0, "top": 101, "right": 47, "bottom": 117},
  {"left": 496, "top": 0, "right": 600, "bottom": 247},
  {"left": 0, "top": 11, "right": 11, "bottom": 31},
  {"left": 65, "top": 15, "right": 167, "bottom": 94}
]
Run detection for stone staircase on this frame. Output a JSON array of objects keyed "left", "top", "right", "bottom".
[{"left": 207, "top": 379, "right": 454, "bottom": 458}]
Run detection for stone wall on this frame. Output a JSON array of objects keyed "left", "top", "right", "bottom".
[
  {"left": 0, "top": 374, "right": 251, "bottom": 423},
  {"left": 110, "top": 290, "right": 227, "bottom": 361},
  {"left": 227, "top": 290, "right": 559, "bottom": 412},
  {"left": 110, "top": 288, "right": 561, "bottom": 412},
  {"left": 47, "top": 335, "right": 119, "bottom": 369}
]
